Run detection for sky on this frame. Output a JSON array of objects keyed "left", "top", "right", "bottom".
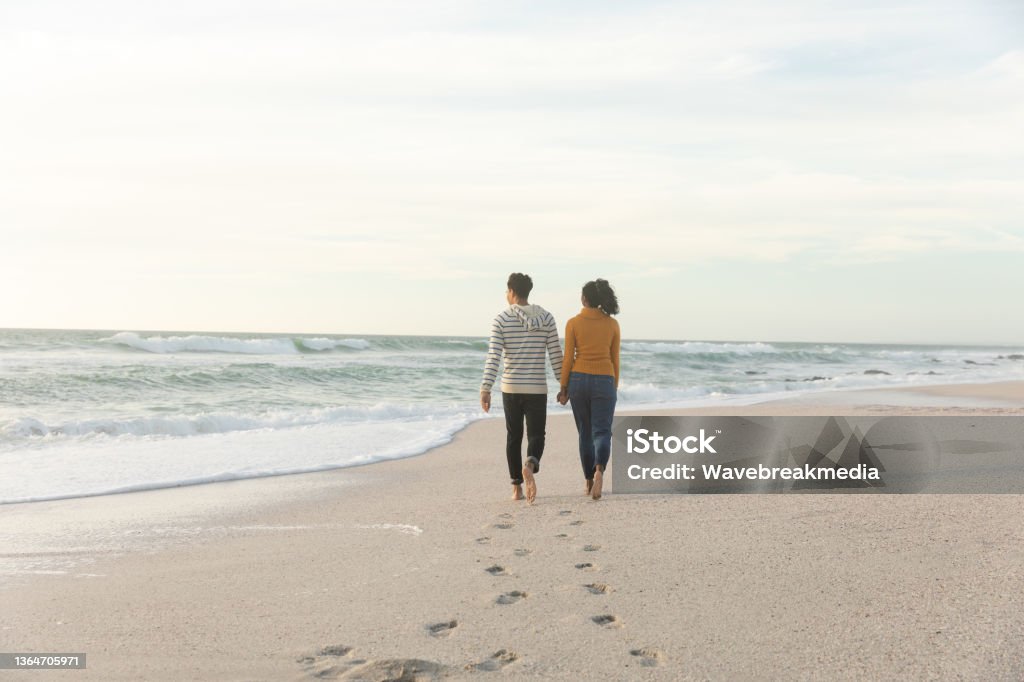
[{"left": 1, "top": 0, "right": 1022, "bottom": 344}]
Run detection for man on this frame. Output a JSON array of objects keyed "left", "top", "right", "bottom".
[{"left": 480, "top": 272, "right": 563, "bottom": 503}]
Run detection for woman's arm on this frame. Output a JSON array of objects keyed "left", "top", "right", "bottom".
[
  {"left": 611, "top": 321, "right": 620, "bottom": 389},
  {"left": 560, "top": 319, "right": 576, "bottom": 390}
]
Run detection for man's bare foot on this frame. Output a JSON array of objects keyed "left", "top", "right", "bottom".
[
  {"left": 585, "top": 479, "right": 593, "bottom": 496},
  {"left": 592, "top": 467, "right": 604, "bottom": 500},
  {"left": 511, "top": 484, "right": 524, "bottom": 501},
  {"left": 522, "top": 463, "right": 537, "bottom": 504}
]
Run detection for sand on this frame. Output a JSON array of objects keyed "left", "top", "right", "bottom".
[{"left": 2, "top": 382, "right": 1023, "bottom": 680}]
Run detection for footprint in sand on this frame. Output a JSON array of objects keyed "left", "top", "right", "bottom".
[
  {"left": 569, "top": 520, "right": 583, "bottom": 526},
  {"left": 559, "top": 510, "right": 573, "bottom": 516},
  {"left": 555, "top": 533, "right": 569, "bottom": 538},
  {"left": 591, "top": 614, "right": 621, "bottom": 628},
  {"left": 496, "top": 591, "right": 527, "bottom": 605},
  {"left": 584, "top": 583, "right": 610, "bottom": 595},
  {"left": 485, "top": 565, "right": 507, "bottom": 576},
  {"left": 467, "top": 649, "right": 519, "bottom": 672},
  {"left": 295, "top": 644, "right": 352, "bottom": 664},
  {"left": 294, "top": 644, "right": 360, "bottom": 676},
  {"left": 427, "top": 620, "right": 458, "bottom": 638},
  {"left": 575, "top": 562, "right": 597, "bottom": 572},
  {"left": 296, "top": 645, "right": 451, "bottom": 679},
  {"left": 583, "top": 544, "right": 600, "bottom": 552},
  {"left": 475, "top": 536, "right": 491, "bottom": 545},
  {"left": 513, "top": 548, "right": 532, "bottom": 557},
  {"left": 317, "top": 644, "right": 352, "bottom": 656},
  {"left": 630, "top": 648, "right": 666, "bottom": 667},
  {"left": 490, "top": 513, "right": 515, "bottom": 530}
]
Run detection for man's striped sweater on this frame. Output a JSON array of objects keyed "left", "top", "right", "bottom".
[{"left": 481, "top": 304, "right": 563, "bottom": 394}]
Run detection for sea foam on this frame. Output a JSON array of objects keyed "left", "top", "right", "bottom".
[
  {"left": 1, "top": 403, "right": 471, "bottom": 442},
  {"left": 102, "top": 332, "right": 372, "bottom": 354},
  {"left": 104, "top": 332, "right": 299, "bottom": 354},
  {"left": 622, "top": 341, "right": 778, "bottom": 354}
]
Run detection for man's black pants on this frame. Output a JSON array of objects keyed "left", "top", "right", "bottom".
[{"left": 502, "top": 392, "right": 547, "bottom": 485}]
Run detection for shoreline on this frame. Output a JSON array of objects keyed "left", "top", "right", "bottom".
[
  {"left": 4, "top": 378, "right": 1023, "bottom": 508},
  {"left": 1, "top": 380, "right": 1023, "bottom": 680}
]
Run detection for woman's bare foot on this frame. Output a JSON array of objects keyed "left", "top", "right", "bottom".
[
  {"left": 591, "top": 467, "right": 604, "bottom": 500},
  {"left": 511, "top": 484, "right": 524, "bottom": 501},
  {"left": 585, "top": 479, "right": 593, "bottom": 496},
  {"left": 522, "top": 463, "right": 537, "bottom": 504}
]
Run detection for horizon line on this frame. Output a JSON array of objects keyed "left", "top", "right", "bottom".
[{"left": 0, "top": 326, "right": 1019, "bottom": 349}]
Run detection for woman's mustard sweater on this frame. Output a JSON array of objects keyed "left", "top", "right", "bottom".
[{"left": 560, "top": 307, "right": 620, "bottom": 389}]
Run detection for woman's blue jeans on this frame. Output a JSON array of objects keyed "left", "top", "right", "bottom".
[{"left": 568, "top": 372, "right": 617, "bottom": 480}]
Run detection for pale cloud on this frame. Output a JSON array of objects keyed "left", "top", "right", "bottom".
[
  {"left": 844, "top": 228, "right": 1024, "bottom": 261},
  {"left": 0, "top": 1, "right": 1020, "bottom": 340},
  {"left": 981, "top": 49, "right": 1024, "bottom": 78}
]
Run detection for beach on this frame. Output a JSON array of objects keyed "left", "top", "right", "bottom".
[
  {"left": 2, "top": 381, "right": 1023, "bottom": 680},
  {"left": 6, "top": 0, "right": 1022, "bottom": 678}
]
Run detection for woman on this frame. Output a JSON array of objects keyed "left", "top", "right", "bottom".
[{"left": 557, "top": 279, "right": 620, "bottom": 500}]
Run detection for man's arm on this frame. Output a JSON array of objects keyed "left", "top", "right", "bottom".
[
  {"left": 557, "top": 319, "right": 575, "bottom": 405},
  {"left": 559, "top": 319, "right": 575, "bottom": 391},
  {"left": 545, "top": 313, "right": 563, "bottom": 388},
  {"left": 480, "top": 317, "right": 504, "bottom": 412}
]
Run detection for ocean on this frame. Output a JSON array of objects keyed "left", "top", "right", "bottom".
[{"left": 1, "top": 328, "right": 1021, "bottom": 504}]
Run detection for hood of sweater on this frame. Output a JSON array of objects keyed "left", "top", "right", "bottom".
[{"left": 509, "top": 304, "right": 550, "bottom": 331}]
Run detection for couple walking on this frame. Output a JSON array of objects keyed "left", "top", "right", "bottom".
[{"left": 479, "top": 273, "right": 620, "bottom": 503}]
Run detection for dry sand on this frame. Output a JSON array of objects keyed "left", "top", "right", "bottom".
[{"left": 2, "top": 382, "right": 1024, "bottom": 680}]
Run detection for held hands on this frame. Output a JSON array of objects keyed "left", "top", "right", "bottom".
[{"left": 484, "top": 389, "right": 568, "bottom": 411}]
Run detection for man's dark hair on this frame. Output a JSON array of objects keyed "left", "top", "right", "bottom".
[{"left": 507, "top": 272, "right": 533, "bottom": 299}]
